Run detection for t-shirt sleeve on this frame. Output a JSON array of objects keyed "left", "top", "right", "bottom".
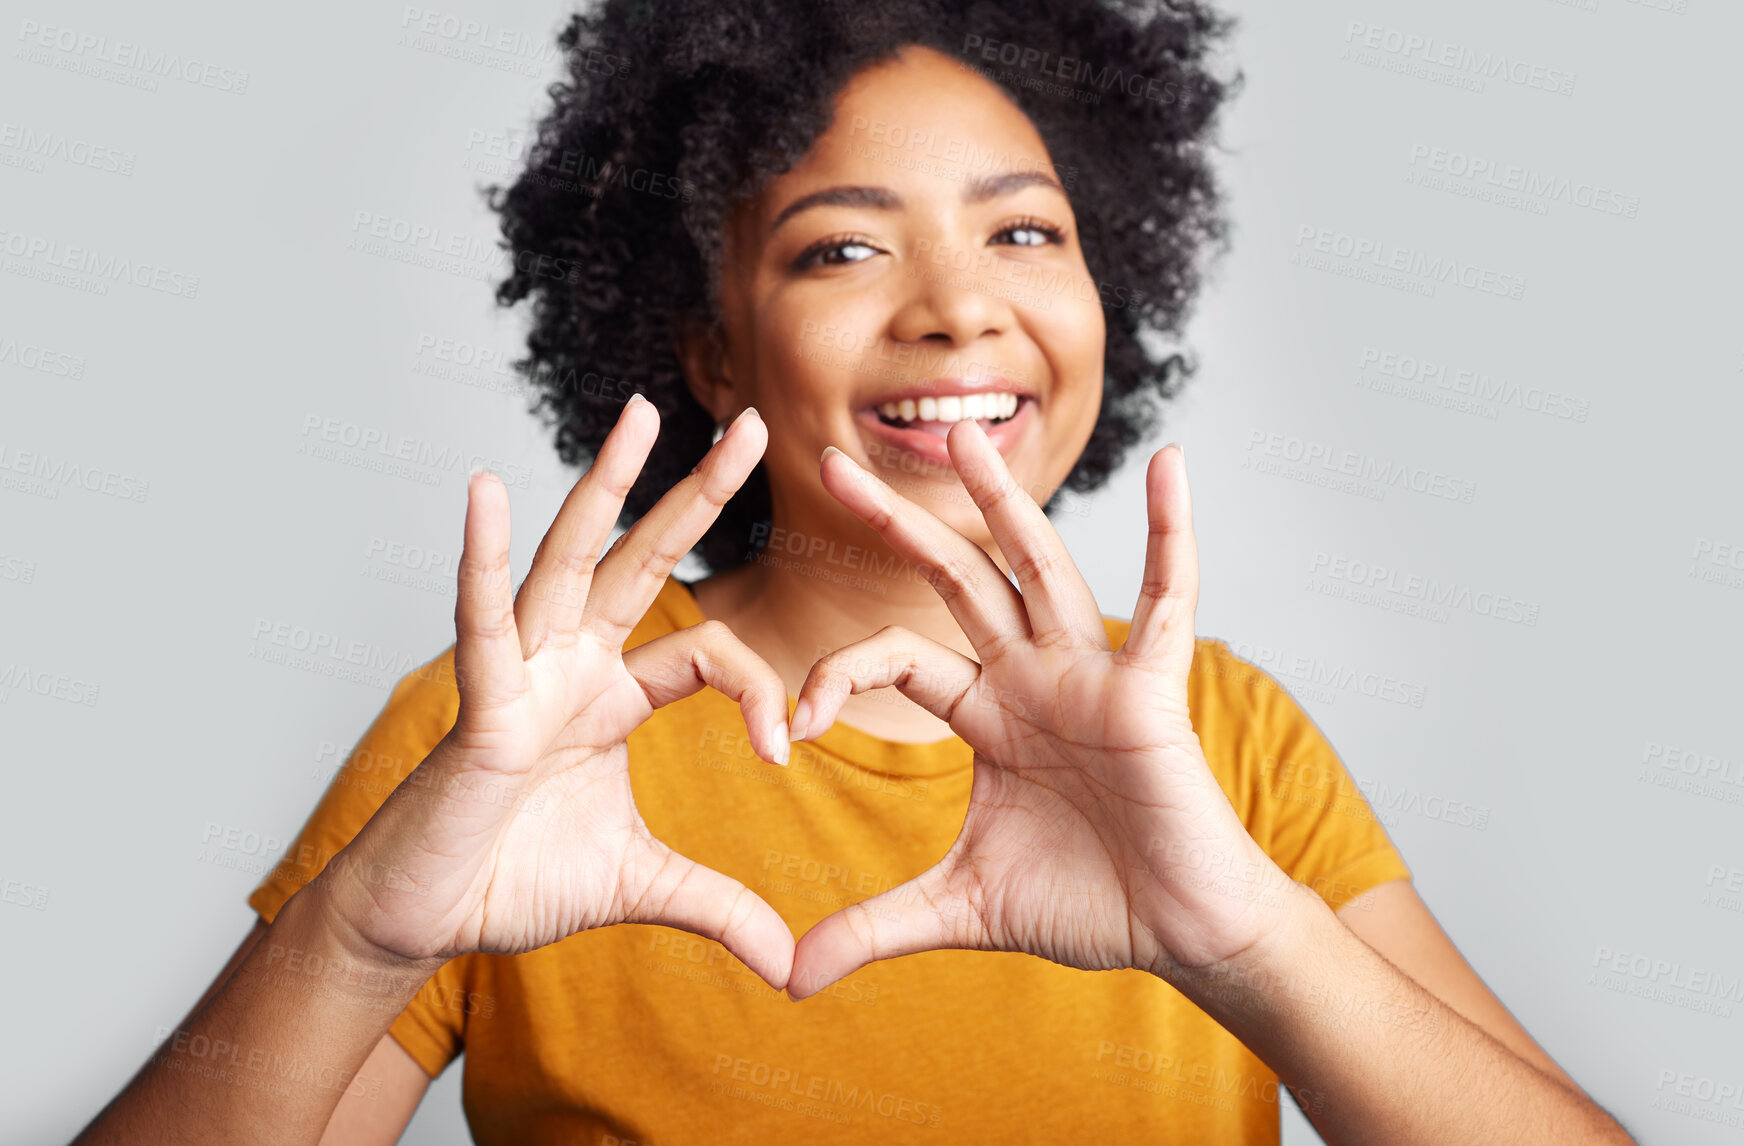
[
  {"left": 246, "top": 645, "right": 474, "bottom": 1078},
  {"left": 1197, "top": 641, "right": 1412, "bottom": 912}
]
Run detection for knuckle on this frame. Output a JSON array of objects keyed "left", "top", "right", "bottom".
[
  {"left": 975, "top": 471, "right": 1022, "bottom": 511},
  {"left": 930, "top": 552, "right": 977, "bottom": 592},
  {"left": 863, "top": 501, "right": 896, "bottom": 535},
  {"left": 1008, "top": 548, "right": 1063, "bottom": 585},
  {"left": 590, "top": 464, "right": 637, "bottom": 503},
  {"left": 692, "top": 619, "right": 735, "bottom": 649},
  {"left": 548, "top": 544, "right": 601, "bottom": 582},
  {"left": 633, "top": 542, "right": 686, "bottom": 582},
  {"left": 458, "top": 608, "right": 516, "bottom": 643}
]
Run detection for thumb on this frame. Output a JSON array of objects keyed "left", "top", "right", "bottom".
[
  {"left": 787, "top": 850, "right": 984, "bottom": 1000},
  {"left": 619, "top": 838, "right": 796, "bottom": 992}
]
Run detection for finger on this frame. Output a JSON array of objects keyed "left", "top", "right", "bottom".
[
  {"left": 621, "top": 842, "right": 796, "bottom": 992},
  {"left": 452, "top": 470, "right": 526, "bottom": 711},
  {"left": 818, "top": 445, "right": 1030, "bottom": 658},
  {"left": 584, "top": 408, "right": 767, "bottom": 645},
  {"left": 787, "top": 852, "right": 982, "bottom": 1000},
  {"left": 1121, "top": 444, "right": 1198, "bottom": 678},
  {"left": 944, "top": 419, "right": 1106, "bottom": 647},
  {"left": 515, "top": 394, "right": 659, "bottom": 658},
  {"left": 622, "top": 620, "right": 793, "bottom": 766},
  {"left": 790, "top": 625, "right": 980, "bottom": 743}
]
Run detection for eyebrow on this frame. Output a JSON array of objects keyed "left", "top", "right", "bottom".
[{"left": 767, "top": 169, "right": 1067, "bottom": 237}]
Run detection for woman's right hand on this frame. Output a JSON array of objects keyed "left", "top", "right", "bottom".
[{"left": 314, "top": 396, "right": 796, "bottom": 989}]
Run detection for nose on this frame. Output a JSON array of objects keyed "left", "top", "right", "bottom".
[{"left": 886, "top": 245, "right": 1013, "bottom": 348}]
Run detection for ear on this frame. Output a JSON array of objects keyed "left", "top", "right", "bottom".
[{"left": 672, "top": 316, "right": 738, "bottom": 424}]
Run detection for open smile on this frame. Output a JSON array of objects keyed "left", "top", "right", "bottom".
[{"left": 853, "top": 379, "right": 1036, "bottom": 467}]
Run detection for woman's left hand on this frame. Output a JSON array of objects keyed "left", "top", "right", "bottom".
[{"left": 786, "top": 421, "right": 1312, "bottom": 999}]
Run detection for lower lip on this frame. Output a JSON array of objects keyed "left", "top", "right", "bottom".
[{"left": 854, "top": 399, "right": 1034, "bottom": 469}]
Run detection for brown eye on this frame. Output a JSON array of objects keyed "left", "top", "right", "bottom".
[
  {"left": 794, "top": 236, "right": 882, "bottom": 270},
  {"left": 992, "top": 218, "right": 1066, "bottom": 247}
]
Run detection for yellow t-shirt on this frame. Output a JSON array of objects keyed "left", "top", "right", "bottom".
[{"left": 249, "top": 576, "right": 1410, "bottom": 1144}]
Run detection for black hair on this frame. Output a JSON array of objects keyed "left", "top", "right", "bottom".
[{"left": 486, "top": 0, "right": 1239, "bottom": 572}]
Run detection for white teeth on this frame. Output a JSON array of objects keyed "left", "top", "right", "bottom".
[{"left": 875, "top": 392, "right": 1024, "bottom": 425}]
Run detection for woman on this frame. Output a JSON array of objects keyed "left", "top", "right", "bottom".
[{"left": 74, "top": 0, "right": 1634, "bottom": 1142}]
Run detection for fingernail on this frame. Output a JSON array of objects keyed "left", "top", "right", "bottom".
[
  {"left": 821, "top": 446, "right": 843, "bottom": 462},
  {"left": 790, "top": 699, "right": 811, "bottom": 742},
  {"left": 730, "top": 406, "right": 759, "bottom": 432},
  {"left": 772, "top": 733, "right": 790, "bottom": 767},
  {"left": 626, "top": 392, "right": 647, "bottom": 406}
]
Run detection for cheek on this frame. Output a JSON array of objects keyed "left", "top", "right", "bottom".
[
  {"left": 1032, "top": 294, "right": 1105, "bottom": 416},
  {"left": 754, "top": 293, "right": 885, "bottom": 417}
]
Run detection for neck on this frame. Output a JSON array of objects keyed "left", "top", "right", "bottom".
[{"left": 690, "top": 526, "right": 995, "bottom": 743}]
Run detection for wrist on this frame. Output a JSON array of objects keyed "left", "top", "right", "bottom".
[
  {"left": 1148, "top": 876, "right": 1331, "bottom": 1003},
  {"left": 278, "top": 869, "right": 449, "bottom": 996}
]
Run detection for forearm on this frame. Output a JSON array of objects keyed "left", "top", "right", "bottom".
[
  {"left": 73, "top": 875, "right": 445, "bottom": 1146},
  {"left": 1161, "top": 884, "right": 1635, "bottom": 1146}
]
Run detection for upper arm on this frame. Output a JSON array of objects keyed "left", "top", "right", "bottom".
[
  {"left": 1335, "top": 879, "right": 1584, "bottom": 1094},
  {"left": 185, "top": 919, "right": 434, "bottom": 1145}
]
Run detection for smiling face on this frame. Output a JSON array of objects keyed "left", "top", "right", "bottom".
[{"left": 681, "top": 43, "right": 1107, "bottom": 559}]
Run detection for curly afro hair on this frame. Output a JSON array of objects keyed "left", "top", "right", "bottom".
[{"left": 485, "top": 0, "right": 1240, "bottom": 573}]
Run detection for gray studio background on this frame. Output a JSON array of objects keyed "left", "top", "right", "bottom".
[{"left": 4, "top": 0, "right": 1740, "bottom": 1142}]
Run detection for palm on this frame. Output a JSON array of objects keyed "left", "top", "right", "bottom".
[
  {"left": 788, "top": 427, "right": 1294, "bottom": 998},
  {"left": 328, "top": 402, "right": 796, "bottom": 990}
]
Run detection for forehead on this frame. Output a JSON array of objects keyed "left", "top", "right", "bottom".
[{"left": 735, "top": 44, "right": 1061, "bottom": 239}]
